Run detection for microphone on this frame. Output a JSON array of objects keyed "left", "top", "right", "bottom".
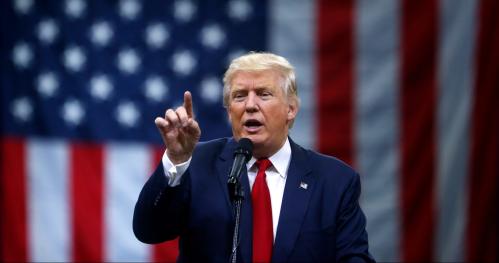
[
  {"left": 227, "top": 138, "right": 253, "bottom": 199},
  {"left": 227, "top": 138, "right": 253, "bottom": 262}
]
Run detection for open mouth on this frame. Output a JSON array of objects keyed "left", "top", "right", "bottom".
[{"left": 243, "top": 119, "right": 263, "bottom": 132}]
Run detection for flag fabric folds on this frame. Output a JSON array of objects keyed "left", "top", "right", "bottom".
[{"left": 1, "top": 0, "right": 497, "bottom": 262}]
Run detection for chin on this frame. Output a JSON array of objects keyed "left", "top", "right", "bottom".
[{"left": 240, "top": 134, "right": 264, "bottom": 144}]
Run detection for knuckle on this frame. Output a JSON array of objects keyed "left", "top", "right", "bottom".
[{"left": 165, "top": 109, "right": 175, "bottom": 117}]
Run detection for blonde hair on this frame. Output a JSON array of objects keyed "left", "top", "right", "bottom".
[{"left": 222, "top": 52, "right": 300, "bottom": 108}]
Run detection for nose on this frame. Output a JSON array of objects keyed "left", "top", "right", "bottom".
[{"left": 245, "top": 92, "right": 258, "bottom": 113}]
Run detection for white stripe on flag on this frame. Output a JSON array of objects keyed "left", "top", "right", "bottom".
[
  {"left": 105, "top": 144, "right": 151, "bottom": 261},
  {"left": 269, "top": 0, "right": 317, "bottom": 149},
  {"left": 436, "top": 0, "right": 477, "bottom": 261},
  {"left": 355, "top": 0, "right": 400, "bottom": 261},
  {"left": 28, "top": 139, "right": 71, "bottom": 262}
]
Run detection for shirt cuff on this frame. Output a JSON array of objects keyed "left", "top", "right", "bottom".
[{"left": 162, "top": 151, "right": 191, "bottom": 187}]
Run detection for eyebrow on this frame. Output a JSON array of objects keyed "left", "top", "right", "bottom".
[{"left": 231, "top": 85, "right": 274, "bottom": 92}]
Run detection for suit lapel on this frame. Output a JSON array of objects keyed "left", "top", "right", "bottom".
[
  {"left": 272, "top": 140, "right": 314, "bottom": 262},
  {"left": 215, "top": 138, "right": 237, "bottom": 210},
  {"left": 239, "top": 166, "right": 253, "bottom": 263}
]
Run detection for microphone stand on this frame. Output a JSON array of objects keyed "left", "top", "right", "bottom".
[
  {"left": 226, "top": 139, "right": 252, "bottom": 263},
  {"left": 228, "top": 173, "right": 244, "bottom": 263}
]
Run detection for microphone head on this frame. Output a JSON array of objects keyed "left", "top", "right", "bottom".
[
  {"left": 236, "top": 138, "right": 253, "bottom": 160},
  {"left": 238, "top": 137, "right": 253, "bottom": 151}
]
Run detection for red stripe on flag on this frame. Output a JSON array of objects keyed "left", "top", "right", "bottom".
[
  {"left": 400, "top": 0, "right": 437, "bottom": 261},
  {"left": 467, "top": 0, "right": 499, "bottom": 261},
  {"left": 71, "top": 143, "right": 104, "bottom": 262},
  {"left": 151, "top": 146, "right": 179, "bottom": 263},
  {"left": 0, "top": 138, "right": 28, "bottom": 262},
  {"left": 317, "top": 0, "right": 355, "bottom": 165}
]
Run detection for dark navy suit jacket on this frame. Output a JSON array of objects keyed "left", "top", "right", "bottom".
[{"left": 133, "top": 137, "right": 374, "bottom": 262}]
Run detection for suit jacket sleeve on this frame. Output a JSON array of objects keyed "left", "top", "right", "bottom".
[
  {"left": 133, "top": 162, "right": 190, "bottom": 244},
  {"left": 336, "top": 173, "right": 374, "bottom": 263}
]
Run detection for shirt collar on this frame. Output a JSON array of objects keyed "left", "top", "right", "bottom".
[{"left": 247, "top": 138, "right": 291, "bottom": 179}]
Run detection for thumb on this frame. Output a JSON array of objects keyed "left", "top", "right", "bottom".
[{"left": 185, "top": 118, "right": 201, "bottom": 138}]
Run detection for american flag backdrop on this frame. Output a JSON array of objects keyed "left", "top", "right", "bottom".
[{"left": 1, "top": 0, "right": 497, "bottom": 262}]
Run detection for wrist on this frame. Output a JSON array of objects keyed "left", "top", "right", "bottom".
[{"left": 166, "top": 151, "right": 191, "bottom": 165}]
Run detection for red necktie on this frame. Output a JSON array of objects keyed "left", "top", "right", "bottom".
[{"left": 252, "top": 158, "right": 273, "bottom": 263}]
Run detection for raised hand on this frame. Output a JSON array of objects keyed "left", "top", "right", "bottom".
[{"left": 154, "top": 91, "right": 201, "bottom": 164}]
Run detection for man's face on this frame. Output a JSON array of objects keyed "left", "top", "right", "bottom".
[{"left": 227, "top": 70, "right": 298, "bottom": 158}]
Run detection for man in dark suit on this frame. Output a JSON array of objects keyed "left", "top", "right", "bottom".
[{"left": 133, "top": 52, "right": 374, "bottom": 262}]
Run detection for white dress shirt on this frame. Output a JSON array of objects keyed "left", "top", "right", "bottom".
[{"left": 162, "top": 138, "right": 292, "bottom": 241}]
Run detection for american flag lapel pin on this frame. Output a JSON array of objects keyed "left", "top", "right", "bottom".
[{"left": 299, "top": 181, "right": 308, "bottom": 190}]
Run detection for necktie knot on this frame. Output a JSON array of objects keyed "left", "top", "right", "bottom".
[{"left": 256, "top": 158, "right": 272, "bottom": 172}]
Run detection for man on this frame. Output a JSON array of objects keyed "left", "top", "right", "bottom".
[{"left": 133, "top": 52, "right": 374, "bottom": 262}]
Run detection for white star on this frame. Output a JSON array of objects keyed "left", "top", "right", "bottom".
[
  {"left": 144, "top": 76, "right": 168, "bottom": 102},
  {"left": 61, "top": 99, "right": 85, "bottom": 126},
  {"left": 171, "top": 50, "right": 196, "bottom": 76},
  {"left": 145, "top": 23, "right": 169, "bottom": 49},
  {"left": 63, "top": 46, "right": 86, "bottom": 72},
  {"left": 117, "top": 48, "right": 141, "bottom": 74},
  {"left": 65, "top": 0, "right": 86, "bottom": 19},
  {"left": 200, "top": 24, "right": 226, "bottom": 49},
  {"left": 174, "top": 0, "right": 197, "bottom": 22},
  {"left": 37, "top": 18, "right": 59, "bottom": 44},
  {"left": 11, "top": 97, "right": 33, "bottom": 122},
  {"left": 90, "top": 21, "right": 114, "bottom": 47},
  {"left": 119, "top": 0, "right": 141, "bottom": 20},
  {"left": 200, "top": 76, "right": 222, "bottom": 103},
  {"left": 116, "top": 101, "right": 140, "bottom": 127},
  {"left": 37, "top": 72, "right": 59, "bottom": 97},
  {"left": 14, "top": 0, "right": 34, "bottom": 15},
  {"left": 227, "top": 0, "right": 252, "bottom": 21},
  {"left": 90, "top": 74, "right": 113, "bottom": 100},
  {"left": 12, "top": 42, "right": 33, "bottom": 69}
]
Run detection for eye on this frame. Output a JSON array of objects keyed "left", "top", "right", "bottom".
[
  {"left": 259, "top": 91, "right": 272, "bottom": 99},
  {"left": 232, "top": 92, "right": 246, "bottom": 102}
]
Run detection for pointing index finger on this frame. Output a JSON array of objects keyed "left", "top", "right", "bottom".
[{"left": 184, "top": 91, "right": 194, "bottom": 118}]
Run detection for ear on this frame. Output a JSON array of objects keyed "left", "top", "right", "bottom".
[
  {"left": 287, "top": 100, "right": 298, "bottom": 121},
  {"left": 227, "top": 106, "right": 233, "bottom": 123}
]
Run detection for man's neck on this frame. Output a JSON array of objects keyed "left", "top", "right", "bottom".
[{"left": 252, "top": 136, "right": 288, "bottom": 159}]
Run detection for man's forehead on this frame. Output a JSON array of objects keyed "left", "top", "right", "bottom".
[{"left": 231, "top": 70, "right": 283, "bottom": 88}]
